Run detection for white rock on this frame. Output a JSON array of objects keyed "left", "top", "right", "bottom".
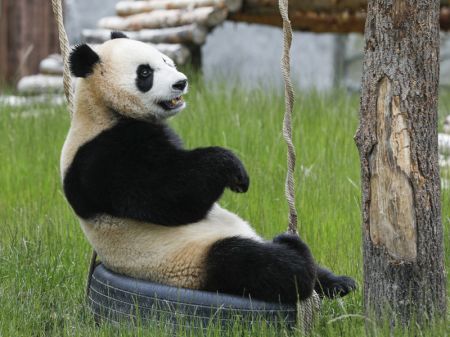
[
  {"left": 438, "top": 133, "right": 450, "bottom": 154},
  {"left": 17, "top": 75, "right": 64, "bottom": 95},
  {"left": 39, "top": 54, "right": 64, "bottom": 75},
  {"left": 443, "top": 115, "right": 450, "bottom": 134},
  {"left": 0, "top": 94, "right": 65, "bottom": 107},
  {"left": 439, "top": 154, "right": 450, "bottom": 167}
]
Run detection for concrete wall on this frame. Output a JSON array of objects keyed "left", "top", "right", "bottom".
[
  {"left": 65, "top": 0, "right": 118, "bottom": 43},
  {"left": 202, "top": 22, "right": 337, "bottom": 90}
]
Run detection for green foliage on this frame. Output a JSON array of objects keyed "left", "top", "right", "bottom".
[{"left": 0, "top": 84, "right": 448, "bottom": 336}]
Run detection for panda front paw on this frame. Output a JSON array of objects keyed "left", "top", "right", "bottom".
[
  {"left": 219, "top": 149, "right": 249, "bottom": 193},
  {"left": 227, "top": 162, "right": 249, "bottom": 193}
]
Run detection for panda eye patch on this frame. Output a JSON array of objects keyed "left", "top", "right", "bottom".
[
  {"left": 137, "top": 64, "right": 152, "bottom": 79},
  {"left": 136, "top": 64, "right": 154, "bottom": 93}
]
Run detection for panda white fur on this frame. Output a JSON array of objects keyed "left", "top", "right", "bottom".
[{"left": 61, "top": 32, "right": 355, "bottom": 304}]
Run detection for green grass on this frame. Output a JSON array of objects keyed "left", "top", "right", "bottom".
[{"left": 0, "top": 82, "right": 448, "bottom": 336}]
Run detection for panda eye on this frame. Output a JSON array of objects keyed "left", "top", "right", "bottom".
[{"left": 137, "top": 65, "right": 152, "bottom": 79}]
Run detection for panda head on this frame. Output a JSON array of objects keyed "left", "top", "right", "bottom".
[{"left": 69, "top": 32, "right": 188, "bottom": 120}]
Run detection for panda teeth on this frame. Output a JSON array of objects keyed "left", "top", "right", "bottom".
[{"left": 159, "top": 96, "right": 183, "bottom": 110}]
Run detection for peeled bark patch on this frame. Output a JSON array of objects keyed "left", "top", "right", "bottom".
[{"left": 369, "top": 78, "right": 416, "bottom": 262}]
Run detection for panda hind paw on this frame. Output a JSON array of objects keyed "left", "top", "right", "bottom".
[{"left": 321, "top": 275, "right": 356, "bottom": 298}]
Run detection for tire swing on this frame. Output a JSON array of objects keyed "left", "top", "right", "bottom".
[{"left": 51, "top": 0, "right": 320, "bottom": 334}]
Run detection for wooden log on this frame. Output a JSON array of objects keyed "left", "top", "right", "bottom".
[
  {"left": 98, "top": 7, "right": 227, "bottom": 31},
  {"left": 241, "top": 0, "right": 450, "bottom": 12},
  {"left": 83, "top": 24, "right": 208, "bottom": 45},
  {"left": 115, "top": 0, "right": 239, "bottom": 16},
  {"left": 230, "top": 9, "right": 366, "bottom": 33},
  {"left": 230, "top": 6, "right": 450, "bottom": 33},
  {"left": 39, "top": 54, "right": 63, "bottom": 75},
  {"left": 241, "top": 0, "right": 367, "bottom": 12},
  {"left": 116, "top": 0, "right": 242, "bottom": 14}
]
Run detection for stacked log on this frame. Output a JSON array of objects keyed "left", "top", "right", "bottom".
[
  {"left": 83, "top": 24, "right": 208, "bottom": 45},
  {"left": 98, "top": 7, "right": 227, "bottom": 31},
  {"left": 82, "top": 0, "right": 241, "bottom": 67}
]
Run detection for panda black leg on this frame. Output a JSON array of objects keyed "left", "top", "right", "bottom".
[
  {"left": 203, "top": 235, "right": 316, "bottom": 304},
  {"left": 273, "top": 233, "right": 356, "bottom": 298},
  {"left": 315, "top": 266, "right": 356, "bottom": 298}
]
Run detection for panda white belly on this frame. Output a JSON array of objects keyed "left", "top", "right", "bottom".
[{"left": 80, "top": 204, "right": 261, "bottom": 289}]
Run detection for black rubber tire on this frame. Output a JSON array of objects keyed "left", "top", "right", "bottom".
[{"left": 88, "top": 263, "right": 297, "bottom": 331}]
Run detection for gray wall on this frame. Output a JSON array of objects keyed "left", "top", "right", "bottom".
[
  {"left": 65, "top": 0, "right": 118, "bottom": 43},
  {"left": 202, "top": 22, "right": 336, "bottom": 90}
]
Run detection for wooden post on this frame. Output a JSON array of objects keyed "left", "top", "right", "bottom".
[
  {"left": 0, "top": 0, "right": 59, "bottom": 86},
  {"left": 355, "top": 0, "right": 446, "bottom": 327}
]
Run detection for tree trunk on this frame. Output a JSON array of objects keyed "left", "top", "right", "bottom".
[{"left": 355, "top": 0, "right": 446, "bottom": 327}]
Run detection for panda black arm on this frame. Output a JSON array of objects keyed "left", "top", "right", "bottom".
[{"left": 63, "top": 120, "right": 249, "bottom": 226}]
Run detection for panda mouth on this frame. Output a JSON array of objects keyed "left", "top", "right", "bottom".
[{"left": 158, "top": 96, "right": 184, "bottom": 110}]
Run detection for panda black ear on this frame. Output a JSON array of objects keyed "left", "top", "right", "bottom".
[
  {"left": 111, "top": 31, "right": 129, "bottom": 40},
  {"left": 69, "top": 44, "right": 100, "bottom": 78}
]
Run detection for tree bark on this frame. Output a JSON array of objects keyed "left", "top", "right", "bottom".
[{"left": 355, "top": 0, "right": 446, "bottom": 327}]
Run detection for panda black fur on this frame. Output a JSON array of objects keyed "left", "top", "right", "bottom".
[{"left": 61, "top": 33, "right": 356, "bottom": 304}]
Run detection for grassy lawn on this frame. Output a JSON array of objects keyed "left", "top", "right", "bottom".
[{"left": 0, "top": 81, "right": 448, "bottom": 336}]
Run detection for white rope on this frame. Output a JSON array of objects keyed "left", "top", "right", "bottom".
[
  {"left": 278, "top": 0, "right": 298, "bottom": 235},
  {"left": 51, "top": 0, "right": 96, "bottom": 299},
  {"left": 51, "top": 0, "right": 74, "bottom": 117},
  {"left": 277, "top": 3, "right": 320, "bottom": 334}
]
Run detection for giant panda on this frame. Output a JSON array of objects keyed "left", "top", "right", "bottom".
[{"left": 61, "top": 32, "right": 356, "bottom": 304}]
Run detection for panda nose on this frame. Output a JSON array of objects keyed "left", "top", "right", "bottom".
[{"left": 172, "top": 79, "right": 187, "bottom": 91}]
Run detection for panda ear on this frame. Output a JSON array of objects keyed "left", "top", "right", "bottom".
[
  {"left": 69, "top": 44, "right": 100, "bottom": 78},
  {"left": 111, "top": 31, "right": 129, "bottom": 40}
]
